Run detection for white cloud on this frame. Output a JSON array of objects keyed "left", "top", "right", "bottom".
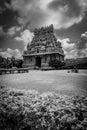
[
  {"left": 15, "top": 37, "right": 23, "bottom": 41},
  {"left": 21, "top": 30, "right": 34, "bottom": 44},
  {"left": 0, "top": 48, "right": 22, "bottom": 59},
  {"left": 60, "top": 38, "right": 75, "bottom": 50},
  {"left": 40, "top": 0, "right": 53, "bottom": 10},
  {"left": 81, "top": 31, "right": 87, "bottom": 38},
  {"left": 59, "top": 32, "right": 87, "bottom": 59},
  {"left": 59, "top": 38, "right": 76, "bottom": 59},
  {"left": 77, "top": 31, "right": 87, "bottom": 50},
  {"left": 76, "top": 31, "right": 87, "bottom": 57},
  {"left": 15, "top": 29, "right": 34, "bottom": 50},
  {"left": 7, "top": 26, "right": 21, "bottom": 36},
  {"left": 8, "top": 27, "right": 16, "bottom": 36}
]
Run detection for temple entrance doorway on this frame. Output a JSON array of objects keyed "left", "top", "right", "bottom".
[{"left": 35, "top": 56, "right": 41, "bottom": 68}]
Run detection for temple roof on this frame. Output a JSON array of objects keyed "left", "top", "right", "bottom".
[{"left": 23, "top": 25, "right": 64, "bottom": 56}]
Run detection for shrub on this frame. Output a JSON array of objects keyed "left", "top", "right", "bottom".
[
  {"left": 0, "top": 87, "right": 87, "bottom": 130},
  {"left": 49, "top": 59, "right": 64, "bottom": 69}
]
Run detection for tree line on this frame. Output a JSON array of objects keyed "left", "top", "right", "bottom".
[{"left": 0, "top": 56, "right": 23, "bottom": 68}]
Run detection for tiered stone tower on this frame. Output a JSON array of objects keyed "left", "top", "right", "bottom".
[{"left": 23, "top": 24, "right": 64, "bottom": 69}]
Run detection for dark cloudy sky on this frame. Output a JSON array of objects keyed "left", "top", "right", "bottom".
[{"left": 0, "top": 0, "right": 87, "bottom": 59}]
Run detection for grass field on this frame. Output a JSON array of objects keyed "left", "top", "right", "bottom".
[
  {"left": 0, "top": 70, "right": 87, "bottom": 96},
  {"left": 0, "top": 70, "right": 87, "bottom": 129}
]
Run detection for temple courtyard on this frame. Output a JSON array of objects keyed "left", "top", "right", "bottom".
[{"left": 0, "top": 70, "right": 87, "bottom": 96}]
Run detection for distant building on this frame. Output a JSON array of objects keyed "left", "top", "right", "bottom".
[{"left": 23, "top": 24, "right": 64, "bottom": 69}]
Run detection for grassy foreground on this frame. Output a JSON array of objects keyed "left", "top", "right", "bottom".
[{"left": 0, "top": 86, "right": 87, "bottom": 130}]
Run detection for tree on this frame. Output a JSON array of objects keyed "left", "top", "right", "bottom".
[
  {"left": 0, "top": 57, "right": 7, "bottom": 68},
  {"left": 49, "top": 59, "right": 65, "bottom": 69},
  {"left": 15, "top": 59, "right": 23, "bottom": 68}
]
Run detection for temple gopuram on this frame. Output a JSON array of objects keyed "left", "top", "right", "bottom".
[{"left": 23, "top": 24, "right": 64, "bottom": 69}]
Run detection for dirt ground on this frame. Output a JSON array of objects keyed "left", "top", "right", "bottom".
[{"left": 0, "top": 70, "right": 87, "bottom": 96}]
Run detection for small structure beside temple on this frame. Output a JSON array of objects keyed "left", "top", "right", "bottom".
[{"left": 23, "top": 24, "right": 64, "bottom": 69}]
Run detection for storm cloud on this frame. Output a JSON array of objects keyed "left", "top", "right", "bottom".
[
  {"left": 0, "top": 0, "right": 19, "bottom": 30},
  {"left": 47, "top": 0, "right": 87, "bottom": 29},
  {"left": 48, "top": 0, "right": 82, "bottom": 17},
  {"left": 1, "top": 0, "right": 87, "bottom": 30},
  {"left": 0, "top": 0, "right": 87, "bottom": 31}
]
